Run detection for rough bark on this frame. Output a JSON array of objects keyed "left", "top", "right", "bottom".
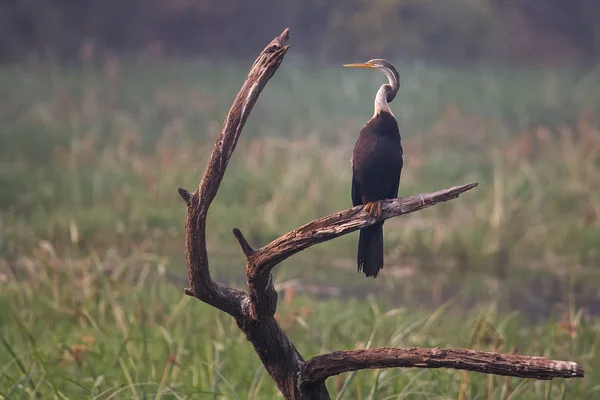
[
  {"left": 178, "top": 28, "right": 584, "bottom": 400},
  {"left": 300, "top": 348, "right": 584, "bottom": 386}
]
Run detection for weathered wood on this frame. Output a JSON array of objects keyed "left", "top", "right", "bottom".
[
  {"left": 300, "top": 348, "right": 584, "bottom": 387},
  {"left": 179, "top": 28, "right": 323, "bottom": 399},
  {"left": 179, "top": 28, "right": 584, "bottom": 400},
  {"left": 248, "top": 183, "right": 478, "bottom": 273},
  {"left": 179, "top": 28, "right": 290, "bottom": 318},
  {"left": 242, "top": 183, "right": 478, "bottom": 321}
]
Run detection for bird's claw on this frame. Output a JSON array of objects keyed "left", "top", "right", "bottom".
[{"left": 364, "top": 200, "right": 382, "bottom": 218}]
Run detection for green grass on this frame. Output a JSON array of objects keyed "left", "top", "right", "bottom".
[
  {"left": 1, "top": 57, "right": 600, "bottom": 397},
  {"left": 1, "top": 59, "right": 599, "bottom": 291},
  {"left": 1, "top": 255, "right": 599, "bottom": 399}
]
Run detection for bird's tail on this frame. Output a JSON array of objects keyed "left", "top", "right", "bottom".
[{"left": 357, "top": 222, "right": 384, "bottom": 278}]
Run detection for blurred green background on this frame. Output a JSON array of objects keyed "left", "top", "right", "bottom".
[{"left": 1, "top": 1, "right": 600, "bottom": 399}]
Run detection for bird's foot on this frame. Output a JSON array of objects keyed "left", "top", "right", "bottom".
[{"left": 364, "top": 200, "right": 382, "bottom": 218}]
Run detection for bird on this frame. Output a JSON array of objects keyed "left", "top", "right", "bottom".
[{"left": 343, "top": 59, "right": 403, "bottom": 278}]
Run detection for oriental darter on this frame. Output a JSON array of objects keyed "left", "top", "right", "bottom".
[{"left": 343, "top": 59, "right": 403, "bottom": 278}]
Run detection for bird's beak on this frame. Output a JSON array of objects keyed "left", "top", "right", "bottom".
[{"left": 343, "top": 62, "right": 373, "bottom": 68}]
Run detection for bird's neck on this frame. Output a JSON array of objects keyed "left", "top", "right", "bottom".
[
  {"left": 373, "top": 67, "right": 399, "bottom": 117},
  {"left": 374, "top": 85, "right": 394, "bottom": 117}
]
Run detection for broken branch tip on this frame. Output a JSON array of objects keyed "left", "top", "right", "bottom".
[
  {"left": 232, "top": 228, "right": 256, "bottom": 257},
  {"left": 177, "top": 188, "right": 192, "bottom": 206}
]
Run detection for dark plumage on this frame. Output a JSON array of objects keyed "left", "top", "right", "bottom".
[{"left": 352, "top": 111, "right": 403, "bottom": 277}]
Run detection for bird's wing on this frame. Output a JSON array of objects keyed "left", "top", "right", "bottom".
[
  {"left": 351, "top": 175, "right": 362, "bottom": 207},
  {"left": 386, "top": 156, "right": 403, "bottom": 199}
]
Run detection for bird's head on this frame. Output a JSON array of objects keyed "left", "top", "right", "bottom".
[
  {"left": 343, "top": 59, "right": 395, "bottom": 72},
  {"left": 343, "top": 59, "right": 399, "bottom": 104},
  {"left": 343, "top": 59, "right": 398, "bottom": 88}
]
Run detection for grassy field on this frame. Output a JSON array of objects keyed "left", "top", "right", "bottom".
[
  {"left": 1, "top": 57, "right": 600, "bottom": 398},
  {"left": 1, "top": 258, "right": 599, "bottom": 399}
]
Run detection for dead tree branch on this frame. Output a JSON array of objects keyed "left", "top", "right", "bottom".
[
  {"left": 300, "top": 348, "right": 584, "bottom": 386},
  {"left": 178, "top": 29, "right": 584, "bottom": 400},
  {"left": 242, "top": 183, "right": 477, "bottom": 320},
  {"left": 178, "top": 28, "right": 290, "bottom": 317}
]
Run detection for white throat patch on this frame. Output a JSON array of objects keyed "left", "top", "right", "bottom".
[{"left": 374, "top": 85, "right": 394, "bottom": 117}]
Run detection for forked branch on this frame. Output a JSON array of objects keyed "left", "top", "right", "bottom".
[
  {"left": 178, "top": 29, "right": 584, "bottom": 400},
  {"left": 178, "top": 29, "right": 290, "bottom": 318}
]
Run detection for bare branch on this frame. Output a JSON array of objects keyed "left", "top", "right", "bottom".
[
  {"left": 251, "top": 183, "right": 477, "bottom": 270},
  {"left": 195, "top": 28, "right": 290, "bottom": 213},
  {"left": 178, "top": 29, "right": 326, "bottom": 399},
  {"left": 232, "top": 228, "right": 256, "bottom": 257},
  {"left": 242, "top": 183, "right": 478, "bottom": 319},
  {"left": 180, "top": 28, "right": 290, "bottom": 317},
  {"left": 177, "top": 187, "right": 192, "bottom": 206},
  {"left": 300, "top": 347, "right": 585, "bottom": 385}
]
